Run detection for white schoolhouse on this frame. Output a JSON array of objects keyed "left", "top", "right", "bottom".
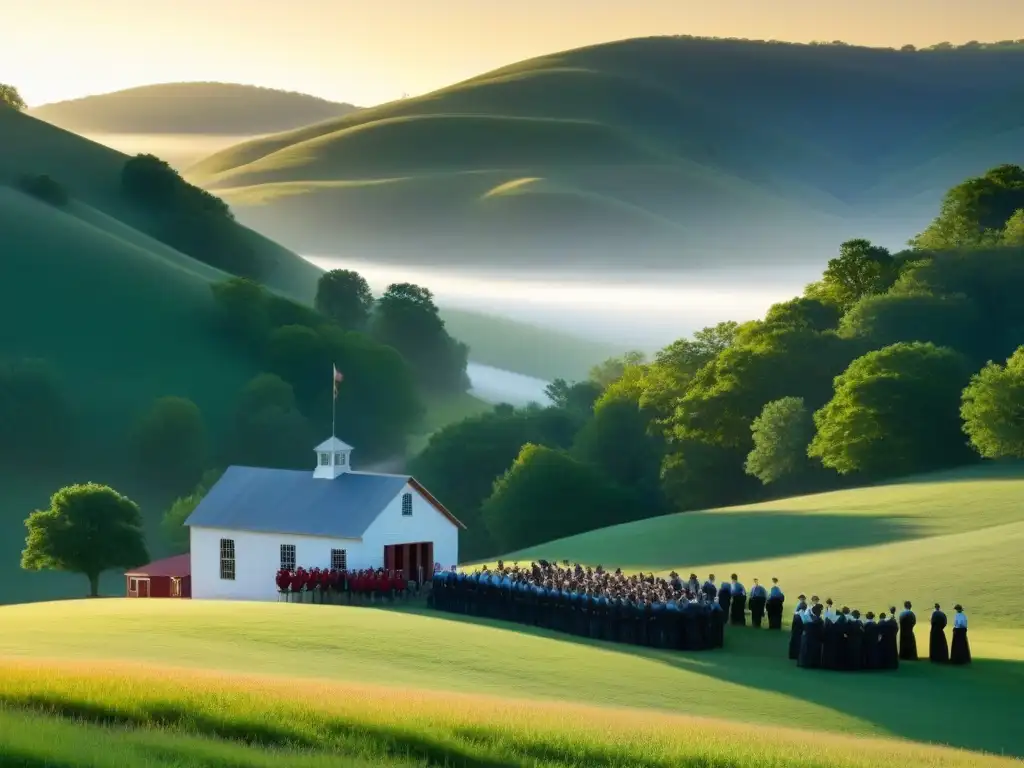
[{"left": 185, "top": 436, "right": 464, "bottom": 601}]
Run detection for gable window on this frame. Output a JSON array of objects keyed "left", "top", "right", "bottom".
[
  {"left": 219, "top": 539, "right": 235, "bottom": 580},
  {"left": 335, "top": 452, "right": 346, "bottom": 466},
  {"left": 280, "top": 543, "right": 296, "bottom": 570},
  {"left": 401, "top": 492, "right": 413, "bottom": 516},
  {"left": 319, "top": 452, "right": 330, "bottom": 466},
  {"left": 331, "top": 548, "right": 347, "bottom": 570}
]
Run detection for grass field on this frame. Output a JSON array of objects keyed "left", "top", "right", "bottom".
[
  {"left": 0, "top": 462, "right": 1022, "bottom": 764},
  {"left": 184, "top": 37, "right": 1024, "bottom": 266}
]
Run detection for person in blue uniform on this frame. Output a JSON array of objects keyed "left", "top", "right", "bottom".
[
  {"left": 702, "top": 574, "right": 718, "bottom": 602},
  {"left": 788, "top": 596, "right": 807, "bottom": 660},
  {"left": 898, "top": 601, "right": 918, "bottom": 660},
  {"left": 748, "top": 578, "right": 768, "bottom": 628},
  {"left": 950, "top": 604, "right": 971, "bottom": 665},
  {"left": 766, "top": 578, "right": 785, "bottom": 630},
  {"left": 930, "top": 603, "right": 949, "bottom": 663},
  {"left": 729, "top": 574, "right": 747, "bottom": 626}
]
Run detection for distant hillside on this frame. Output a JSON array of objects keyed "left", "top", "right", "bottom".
[
  {"left": 29, "top": 82, "right": 360, "bottom": 135},
  {"left": 187, "top": 37, "right": 1024, "bottom": 267}
]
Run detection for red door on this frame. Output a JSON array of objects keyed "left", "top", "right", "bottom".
[{"left": 138, "top": 579, "right": 150, "bottom": 598}]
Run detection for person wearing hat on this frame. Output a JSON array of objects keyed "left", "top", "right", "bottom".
[
  {"left": 930, "top": 603, "right": 949, "bottom": 663},
  {"left": 950, "top": 604, "right": 971, "bottom": 665},
  {"left": 846, "top": 609, "right": 864, "bottom": 671},
  {"left": 748, "top": 578, "right": 768, "bottom": 628},
  {"left": 862, "top": 611, "right": 880, "bottom": 670},
  {"left": 881, "top": 607, "right": 900, "bottom": 670},
  {"left": 766, "top": 577, "right": 785, "bottom": 630},
  {"left": 898, "top": 601, "right": 919, "bottom": 661},
  {"left": 798, "top": 603, "right": 824, "bottom": 669},
  {"left": 702, "top": 574, "right": 718, "bottom": 602},
  {"left": 823, "top": 598, "right": 837, "bottom": 623},
  {"left": 788, "top": 595, "right": 807, "bottom": 660}
]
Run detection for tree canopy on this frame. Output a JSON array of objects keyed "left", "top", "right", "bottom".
[
  {"left": 745, "top": 397, "right": 815, "bottom": 485},
  {"left": 132, "top": 396, "right": 209, "bottom": 494},
  {"left": 960, "top": 346, "right": 1024, "bottom": 459},
  {"left": 0, "top": 84, "right": 26, "bottom": 111},
  {"left": 22, "top": 483, "right": 148, "bottom": 597},
  {"left": 315, "top": 269, "right": 375, "bottom": 330}
]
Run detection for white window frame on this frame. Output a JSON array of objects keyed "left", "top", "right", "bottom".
[
  {"left": 319, "top": 452, "right": 330, "bottom": 466},
  {"left": 219, "top": 538, "right": 235, "bottom": 580},
  {"left": 401, "top": 492, "right": 413, "bottom": 516},
  {"left": 335, "top": 452, "right": 346, "bottom": 466},
  {"left": 129, "top": 577, "right": 138, "bottom": 592},
  {"left": 331, "top": 548, "right": 347, "bottom": 570},
  {"left": 280, "top": 543, "right": 296, "bottom": 570}
]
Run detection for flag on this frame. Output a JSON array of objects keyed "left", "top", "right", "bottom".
[{"left": 333, "top": 364, "right": 344, "bottom": 399}]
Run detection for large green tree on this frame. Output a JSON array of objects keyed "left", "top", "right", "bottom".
[
  {"left": 370, "top": 283, "right": 468, "bottom": 393},
  {"left": 315, "top": 269, "right": 374, "bottom": 330},
  {"left": 481, "top": 444, "right": 637, "bottom": 554},
  {"left": 745, "top": 397, "right": 815, "bottom": 485},
  {"left": 818, "top": 239, "right": 897, "bottom": 311},
  {"left": 960, "top": 347, "right": 1024, "bottom": 459},
  {"left": 588, "top": 351, "right": 646, "bottom": 388},
  {"left": 809, "top": 342, "right": 973, "bottom": 477},
  {"left": 0, "top": 84, "right": 26, "bottom": 110},
  {"left": 133, "top": 396, "right": 209, "bottom": 493},
  {"left": 225, "top": 374, "right": 313, "bottom": 470},
  {"left": 22, "top": 484, "right": 149, "bottom": 597},
  {"left": 912, "top": 164, "right": 1024, "bottom": 250}
]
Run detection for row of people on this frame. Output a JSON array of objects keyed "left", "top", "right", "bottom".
[
  {"left": 788, "top": 598, "right": 971, "bottom": 669},
  {"left": 273, "top": 567, "right": 410, "bottom": 601},
  {"left": 430, "top": 562, "right": 724, "bottom": 650}
]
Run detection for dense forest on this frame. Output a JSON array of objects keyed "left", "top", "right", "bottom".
[{"left": 409, "top": 164, "right": 1024, "bottom": 560}]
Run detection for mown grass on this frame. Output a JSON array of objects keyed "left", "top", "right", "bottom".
[{"left": 0, "top": 659, "right": 1015, "bottom": 768}]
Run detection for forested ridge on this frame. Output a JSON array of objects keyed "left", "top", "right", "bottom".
[{"left": 412, "top": 163, "right": 1024, "bottom": 559}]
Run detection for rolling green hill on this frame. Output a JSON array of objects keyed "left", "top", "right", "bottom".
[
  {"left": 505, "top": 462, "right": 1024, "bottom": 632},
  {"left": 28, "top": 82, "right": 360, "bottom": 136},
  {"left": 187, "top": 37, "right": 1024, "bottom": 266}
]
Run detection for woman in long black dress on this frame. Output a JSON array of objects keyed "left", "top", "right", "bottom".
[
  {"left": 898, "top": 601, "right": 918, "bottom": 660},
  {"left": 950, "top": 604, "right": 971, "bottom": 665},
  {"left": 862, "top": 611, "right": 880, "bottom": 670},
  {"left": 930, "top": 603, "right": 949, "bottom": 663},
  {"left": 789, "top": 598, "right": 807, "bottom": 660},
  {"left": 798, "top": 604, "right": 824, "bottom": 669},
  {"left": 883, "top": 608, "right": 900, "bottom": 670}
]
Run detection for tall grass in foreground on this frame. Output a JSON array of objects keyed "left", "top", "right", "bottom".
[{"left": 0, "top": 660, "right": 1012, "bottom": 768}]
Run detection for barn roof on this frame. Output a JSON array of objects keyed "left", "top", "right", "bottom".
[
  {"left": 183, "top": 467, "right": 463, "bottom": 538},
  {"left": 125, "top": 553, "right": 191, "bottom": 578}
]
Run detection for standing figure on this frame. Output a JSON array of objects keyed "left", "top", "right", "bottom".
[
  {"left": 950, "top": 604, "right": 971, "bottom": 665},
  {"left": 788, "top": 596, "right": 807, "bottom": 660},
  {"left": 749, "top": 578, "right": 768, "bottom": 628},
  {"left": 823, "top": 598, "right": 837, "bottom": 623},
  {"left": 930, "top": 603, "right": 949, "bottom": 663},
  {"left": 798, "top": 603, "right": 824, "bottom": 669},
  {"left": 718, "top": 579, "right": 732, "bottom": 617},
  {"left": 898, "top": 601, "right": 918, "bottom": 660},
  {"left": 702, "top": 574, "right": 718, "bottom": 602},
  {"left": 845, "top": 610, "right": 864, "bottom": 671},
  {"left": 729, "top": 574, "right": 747, "bottom": 626},
  {"left": 766, "top": 577, "right": 785, "bottom": 630},
  {"left": 862, "top": 612, "right": 880, "bottom": 671},
  {"left": 883, "top": 607, "right": 900, "bottom": 670}
]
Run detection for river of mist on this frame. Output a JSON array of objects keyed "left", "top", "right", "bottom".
[{"left": 305, "top": 254, "right": 818, "bottom": 405}]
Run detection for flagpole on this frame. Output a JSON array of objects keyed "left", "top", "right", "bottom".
[{"left": 332, "top": 364, "right": 337, "bottom": 439}]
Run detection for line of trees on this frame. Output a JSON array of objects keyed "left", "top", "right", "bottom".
[{"left": 413, "top": 164, "right": 1024, "bottom": 559}]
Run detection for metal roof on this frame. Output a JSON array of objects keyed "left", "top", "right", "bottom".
[
  {"left": 183, "top": 467, "right": 411, "bottom": 539},
  {"left": 125, "top": 553, "right": 191, "bottom": 578}
]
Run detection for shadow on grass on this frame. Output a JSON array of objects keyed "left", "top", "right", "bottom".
[
  {"left": 517, "top": 511, "right": 924, "bottom": 571},
  {"left": 398, "top": 607, "right": 1024, "bottom": 759}
]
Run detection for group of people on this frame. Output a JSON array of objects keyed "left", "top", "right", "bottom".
[
  {"left": 273, "top": 567, "right": 411, "bottom": 602},
  {"left": 788, "top": 598, "right": 972, "bottom": 671},
  {"left": 430, "top": 562, "right": 725, "bottom": 650}
]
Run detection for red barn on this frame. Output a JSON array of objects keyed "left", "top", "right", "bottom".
[{"left": 125, "top": 554, "right": 191, "bottom": 598}]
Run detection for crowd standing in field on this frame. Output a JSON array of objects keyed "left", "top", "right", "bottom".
[
  {"left": 430, "top": 561, "right": 725, "bottom": 651},
  {"left": 274, "top": 566, "right": 413, "bottom": 602},
  {"left": 787, "top": 598, "right": 972, "bottom": 670}
]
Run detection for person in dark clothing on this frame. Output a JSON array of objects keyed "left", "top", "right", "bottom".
[
  {"left": 845, "top": 610, "right": 864, "bottom": 671},
  {"left": 718, "top": 579, "right": 732, "bottom": 617},
  {"left": 950, "top": 604, "right": 971, "bottom": 665},
  {"left": 874, "top": 609, "right": 893, "bottom": 669},
  {"left": 898, "top": 601, "right": 918, "bottom": 661},
  {"left": 748, "top": 578, "right": 768, "bottom": 628},
  {"left": 930, "top": 603, "right": 949, "bottom": 663},
  {"left": 820, "top": 610, "right": 841, "bottom": 670},
  {"left": 862, "top": 612, "right": 880, "bottom": 671},
  {"left": 729, "top": 574, "right": 747, "bottom": 626},
  {"left": 766, "top": 578, "right": 785, "bottom": 630},
  {"left": 834, "top": 608, "right": 851, "bottom": 671},
  {"left": 798, "top": 604, "right": 824, "bottom": 669},
  {"left": 702, "top": 574, "right": 718, "bottom": 602},
  {"left": 882, "top": 608, "right": 900, "bottom": 670},
  {"left": 788, "top": 597, "right": 807, "bottom": 660}
]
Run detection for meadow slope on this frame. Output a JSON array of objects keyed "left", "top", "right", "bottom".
[
  {"left": 187, "top": 37, "right": 1024, "bottom": 266},
  {"left": 0, "top": 463, "right": 1021, "bottom": 764}
]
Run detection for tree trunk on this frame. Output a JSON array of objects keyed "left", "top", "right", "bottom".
[{"left": 87, "top": 572, "right": 99, "bottom": 597}]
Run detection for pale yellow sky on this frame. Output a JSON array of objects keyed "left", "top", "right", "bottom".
[{"left": 5, "top": 0, "right": 1024, "bottom": 107}]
